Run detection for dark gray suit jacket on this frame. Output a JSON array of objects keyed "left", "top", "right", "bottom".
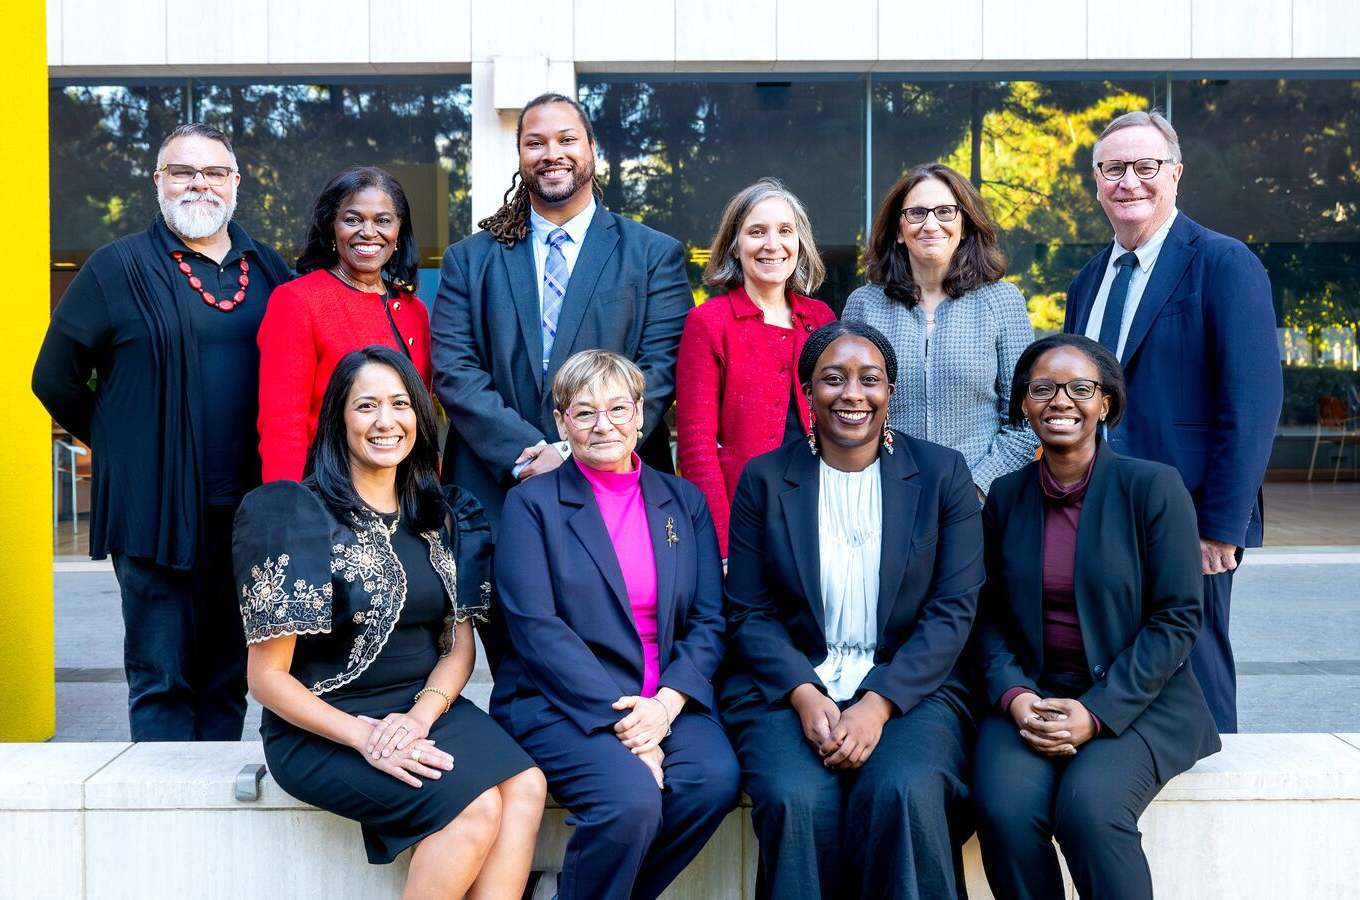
[{"left": 431, "top": 204, "right": 691, "bottom": 528}]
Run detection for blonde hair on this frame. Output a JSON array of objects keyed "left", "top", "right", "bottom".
[
  {"left": 703, "top": 178, "right": 826, "bottom": 294},
  {"left": 552, "top": 350, "right": 645, "bottom": 411}
]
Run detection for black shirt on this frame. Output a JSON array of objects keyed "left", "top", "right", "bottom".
[{"left": 152, "top": 219, "right": 275, "bottom": 504}]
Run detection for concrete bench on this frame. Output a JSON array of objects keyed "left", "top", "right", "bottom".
[{"left": 3, "top": 734, "right": 1360, "bottom": 898}]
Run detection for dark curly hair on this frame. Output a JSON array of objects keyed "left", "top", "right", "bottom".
[
  {"left": 295, "top": 166, "right": 420, "bottom": 292},
  {"left": 1007, "top": 334, "right": 1127, "bottom": 428},
  {"left": 865, "top": 163, "right": 1006, "bottom": 307},
  {"left": 478, "top": 93, "right": 604, "bottom": 246},
  {"left": 797, "top": 320, "right": 899, "bottom": 388}
]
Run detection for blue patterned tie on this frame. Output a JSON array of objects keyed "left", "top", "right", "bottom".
[
  {"left": 1097, "top": 251, "right": 1140, "bottom": 356},
  {"left": 541, "top": 228, "right": 570, "bottom": 372}
]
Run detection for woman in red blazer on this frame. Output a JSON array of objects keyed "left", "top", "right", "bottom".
[
  {"left": 258, "top": 167, "right": 433, "bottom": 482},
  {"left": 676, "top": 178, "right": 835, "bottom": 557}
]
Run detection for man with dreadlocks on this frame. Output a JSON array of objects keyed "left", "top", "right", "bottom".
[{"left": 431, "top": 92, "right": 692, "bottom": 531}]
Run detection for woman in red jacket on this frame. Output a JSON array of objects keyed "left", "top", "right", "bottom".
[
  {"left": 676, "top": 178, "right": 835, "bottom": 557},
  {"left": 257, "top": 167, "right": 433, "bottom": 482}
]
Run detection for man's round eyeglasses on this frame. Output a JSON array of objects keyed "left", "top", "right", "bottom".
[
  {"left": 1025, "top": 379, "right": 1104, "bottom": 402},
  {"left": 1094, "top": 158, "right": 1174, "bottom": 181},
  {"left": 158, "top": 164, "right": 237, "bottom": 186},
  {"left": 564, "top": 400, "right": 637, "bottom": 430},
  {"left": 900, "top": 204, "right": 960, "bottom": 224}
]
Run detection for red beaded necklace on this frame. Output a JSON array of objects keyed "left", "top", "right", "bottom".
[{"left": 171, "top": 250, "right": 250, "bottom": 312}]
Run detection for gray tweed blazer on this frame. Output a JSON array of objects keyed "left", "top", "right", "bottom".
[{"left": 843, "top": 280, "right": 1039, "bottom": 493}]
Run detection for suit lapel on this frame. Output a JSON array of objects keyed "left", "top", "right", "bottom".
[
  {"left": 1118, "top": 213, "right": 1198, "bottom": 368},
  {"left": 640, "top": 468, "right": 678, "bottom": 651},
  {"left": 560, "top": 464, "right": 634, "bottom": 623},
  {"left": 1074, "top": 244, "right": 1114, "bottom": 334},
  {"left": 876, "top": 445, "right": 919, "bottom": 640},
  {"left": 502, "top": 238, "right": 545, "bottom": 392},
  {"left": 1072, "top": 442, "right": 1116, "bottom": 664},
  {"left": 546, "top": 207, "right": 619, "bottom": 377},
  {"left": 779, "top": 448, "right": 824, "bottom": 634}
]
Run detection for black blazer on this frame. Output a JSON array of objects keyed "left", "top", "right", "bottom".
[
  {"left": 720, "top": 433, "right": 984, "bottom": 718},
  {"left": 489, "top": 460, "right": 726, "bottom": 738},
  {"left": 430, "top": 205, "right": 692, "bottom": 528},
  {"left": 976, "top": 442, "right": 1221, "bottom": 781}
]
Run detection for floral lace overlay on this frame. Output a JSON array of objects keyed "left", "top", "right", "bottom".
[
  {"left": 311, "top": 515, "right": 408, "bottom": 696},
  {"left": 239, "top": 553, "right": 334, "bottom": 644},
  {"left": 426, "top": 530, "right": 459, "bottom": 656}
]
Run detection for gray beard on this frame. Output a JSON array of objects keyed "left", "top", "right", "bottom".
[{"left": 159, "top": 188, "right": 235, "bottom": 240}]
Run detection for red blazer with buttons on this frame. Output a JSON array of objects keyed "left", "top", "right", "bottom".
[
  {"left": 257, "top": 269, "right": 432, "bottom": 482},
  {"left": 675, "top": 287, "right": 836, "bottom": 556}
]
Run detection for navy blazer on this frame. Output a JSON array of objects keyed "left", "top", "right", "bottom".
[
  {"left": 430, "top": 205, "right": 692, "bottom": 527},
  {"left": 1064, "top": 212, "right": 1282, "bottom": 548},
  {"left": 975, "top": 442, "right": 1221, "bottom": 782},
  {"left": 720, "top": 433, "right": 984, "bottom": 718},
  {"left": 489, "top": 460, "right": 726, "bottom": 738}
]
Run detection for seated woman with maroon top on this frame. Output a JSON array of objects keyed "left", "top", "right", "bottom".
[
  {"left": 971, "top": 334, "right": 1220, "bottom": 900},
  {"left": 675, "top": 178, "right": 835, "bottom": 558},
  {"left": 257, "top": 166, "right": 433, "bottom": 482}
]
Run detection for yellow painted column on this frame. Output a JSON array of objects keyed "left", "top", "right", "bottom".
[{"left": 0, "top": 0, "right": 55, "bottom": 741}]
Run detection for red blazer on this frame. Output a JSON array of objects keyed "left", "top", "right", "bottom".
[
  {"left": 675, "top": 287, "right": 835, "bottom": 556},
  {"left": 257, "top": 269, "right": 432, "bottom": 482}
]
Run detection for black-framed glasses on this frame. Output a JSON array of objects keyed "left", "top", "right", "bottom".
[
  {"left": 1025, "top": 379, "right": 1104, "bottom": 402},
  {"left": 1094, "top": 158, "right": 1174, "bottom": 181},
  {"left": 900, "top": 204, "right": 960, "bottom": 224},
  {"left": 563, "top": 400, "right": 638, "bottom": 430},
  {"left": 158, "top": 164, "right": 237, "bottom": 186}
]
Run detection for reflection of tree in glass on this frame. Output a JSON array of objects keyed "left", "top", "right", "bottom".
[{"left": 50, "top": 80, "right": 473, "bottom": 265}]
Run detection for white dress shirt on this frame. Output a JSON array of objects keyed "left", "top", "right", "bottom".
[
  {"left": 529, "top": 197, "right": 596, "bottom": 314},
  {"left": 814, "top": 460, "right": 882, "bottom": 702},
  {"left": 1083, "top": 209, "right": 1179, "bottom": 358}
]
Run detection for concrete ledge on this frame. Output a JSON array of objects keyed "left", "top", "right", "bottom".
[{"left": 3, "top": 735, "right": 1360, "bottom": 898}]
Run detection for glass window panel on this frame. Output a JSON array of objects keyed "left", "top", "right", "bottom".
[
  {"left": 1172, "top": 77, "right": 1360, "bottom": 429},
  {"left": 871, "top": 78, "right": 1159, "bottom": 332},
  {"left": 578, "top": 77, "right": 866, "bottom": 311}
]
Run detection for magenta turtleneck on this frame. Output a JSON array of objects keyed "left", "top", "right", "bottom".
[{"left": 576, "top": 454, "right": 661, "bottom": 697}]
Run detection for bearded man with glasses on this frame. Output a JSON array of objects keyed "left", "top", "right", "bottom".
[
  {"left": 1062, "top": 110, "right": 1282, "bottom": 734},
  {"left": 33, "top": 122, "right": 292, "bottom": 741}
]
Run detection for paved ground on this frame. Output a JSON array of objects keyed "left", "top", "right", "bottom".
[{"left": 49, "top": 548, "right": 1360, "bottom": 741}]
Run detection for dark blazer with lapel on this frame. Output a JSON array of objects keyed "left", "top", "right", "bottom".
[
  {"left": 975, "top": 443, "right": 1221, "bottom": 781},
  {"left": 431, "top": 205, "right": 692, "bottom": 528},
  {"left": 1063, "top": 212, "right": 1282, "bottom": 548},
  {"left": 489, "top": 460, "right": 725, "bottom": 739},
  {"left": 720, "top": 433, "right": 984, "bottom": 719}
]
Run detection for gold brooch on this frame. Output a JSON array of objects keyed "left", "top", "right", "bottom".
[{"left": 665, "top": 516, "right": 679, "bottom": 547}]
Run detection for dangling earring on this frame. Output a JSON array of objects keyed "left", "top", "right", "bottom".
[
  {"left": 881, "top": 423, "right": 895, "bottom": 455},
  {"left": 807, "top": 419, "right": 819, "bottom": 456},
  {"left": 330, "top": 240, "right": 336, "bottom": 253}
]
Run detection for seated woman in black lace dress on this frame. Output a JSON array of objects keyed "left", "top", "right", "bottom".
[{"left": 233, "top": 345, "right": 546, "bottom": 898}]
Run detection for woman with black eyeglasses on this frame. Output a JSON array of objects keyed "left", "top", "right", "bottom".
[
  {"left": 844, "top": 163, "right": 1037, "bottom": 502},
  {"left": 970, "top": 334, "right": 1220, "bottom": 900}
]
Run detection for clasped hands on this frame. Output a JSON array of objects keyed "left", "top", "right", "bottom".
[
  {"left": 353, "top": 709, "right": 454, "bottom": 788},
  {"left": 613, "top": 687, "right": 686, "bottom": 790},
  {"left": 1008, "top": 692, "right": 1097, "bottom": 757},
  {"left": 790, "top": 683, "right": 893, "bottom": 770}
]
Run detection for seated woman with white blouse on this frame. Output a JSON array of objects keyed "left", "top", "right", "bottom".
[{"left": 720, "top": 321, "right": 986, "bottom": 900}]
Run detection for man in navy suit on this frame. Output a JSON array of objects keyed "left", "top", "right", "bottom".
[
  {"left": 1064, "top": 110, "right": 1282, "bottom": 733},
  {"left": 431, "top": 92, "right": 691, "bottom": 528}
]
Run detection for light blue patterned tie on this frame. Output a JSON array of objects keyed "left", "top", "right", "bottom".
[{"left": 541, "top": 228, "right": 570, "bottom": 372}]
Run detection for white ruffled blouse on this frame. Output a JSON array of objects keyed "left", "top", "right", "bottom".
[{"left": 814, "top": 459, "right": 882, "bottom": 702}]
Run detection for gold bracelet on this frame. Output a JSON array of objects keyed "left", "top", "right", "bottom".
[{"left": 413, "top": 687, "right": 452, "bottom": 716}]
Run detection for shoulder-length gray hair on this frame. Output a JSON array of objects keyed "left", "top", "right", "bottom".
[{"left": 702, "top": 178, "right": 826, "bottom": 295}]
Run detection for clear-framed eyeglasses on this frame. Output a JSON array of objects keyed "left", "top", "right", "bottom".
[{"left": 563, "top": 400, "right": 638, "bottom": 430}]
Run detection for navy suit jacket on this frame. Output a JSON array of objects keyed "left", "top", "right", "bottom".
[
  {"left": 431, "top": 205, "right": 692, "bottom": 528},
  {"left": 975, "top": 442, "right": 1221, "bottom": 781},
  {"left": 1064, "top": 212, "right": 1282, "bottom": 548},
  {"left": 489, "top": 460, "right": 726, "bottom": 739},
  {"left": 719, "top": 434, "right": 984, "bottom": 719}
]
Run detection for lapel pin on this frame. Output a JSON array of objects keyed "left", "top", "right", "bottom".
[{"left": 665, "top": 516, "right": 679, "bottom": 547}]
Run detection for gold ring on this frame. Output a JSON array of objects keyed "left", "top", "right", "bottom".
[{"left": 411, "top": 748, "right": 422, "bottom": 764}]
